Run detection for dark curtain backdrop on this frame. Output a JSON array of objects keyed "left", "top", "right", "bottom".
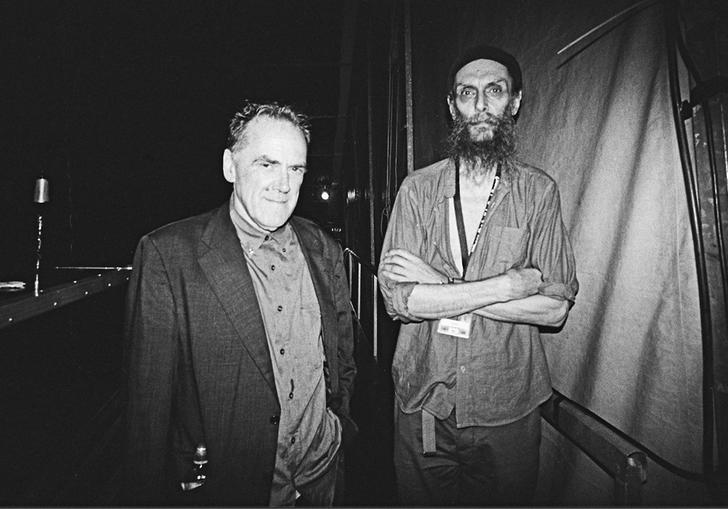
[{"left": 411, "top": 1, "right": 706, "bottom": 504}]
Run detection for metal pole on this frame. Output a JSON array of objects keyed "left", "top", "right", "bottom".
[
  {"left": 373, "top": 276, "right": 379, "bottom": 360},
  {"left": 32, "top": 177, "right": 50, "bottom": 297},
  {"left": 33, "top": 214, "right": 43, "bottom": 296},
  {"left": 347, "top": 250, "right": 354, "bottom": 302},
  {"left": 613, "top": 452, "right": 647, "bottom": 505},
  {"left": 703, "top": 102, "right": 728, "bottom": 362},
  {"left": 366, "top": 10, "right": 376, "bottom": 267},
  {"left": 403, "top": 0, "right": 414, "bottom": 175},
  {"left": 665, "top": 0, "right": 715, "bottom": 474},
  {"left": 357, "top": 264, "right": 362, "bottom": 319}
]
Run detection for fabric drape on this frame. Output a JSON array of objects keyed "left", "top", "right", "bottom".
[{"left": 411, "top": 1, "right": 705, "bottom": 503}]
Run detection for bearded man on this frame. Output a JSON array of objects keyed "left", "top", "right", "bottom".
[{"left": 378, "top": 45, "right": 578, "bottom": 506}]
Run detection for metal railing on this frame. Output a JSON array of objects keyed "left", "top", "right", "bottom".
[
  {"left": 542, "top": 392, "right": 649, "bottom": 505},
  {"left": 343, "top": 248, "right": 380, "bottom": 360}
]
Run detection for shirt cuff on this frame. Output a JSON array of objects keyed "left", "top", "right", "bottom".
[
  {"left": 538, "top": 281, "right": 577, "bottom": 303},
  {"left": 392, "top": 281, "right": 418, "bottom": 320}
]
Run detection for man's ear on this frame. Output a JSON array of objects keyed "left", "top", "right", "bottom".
[
  {"left": 447, "top": 94, "right": 457, "bottom": 121},
  {"left": 222, "top": 149, "right": 236, "bottom": 183},
  {"left": 510, "top": 90, "right": 523, "bottom": 117}
]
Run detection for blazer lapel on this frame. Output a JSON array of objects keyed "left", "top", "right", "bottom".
[
  {"left": 197, "top": 204, "right": 276, "bottom": 392},
  {"left": 291, "top": 218, "right": 339, "bottom": 392}
]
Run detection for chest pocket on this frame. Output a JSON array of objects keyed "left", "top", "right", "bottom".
[{"left": 483, "top": 225, "right": 530, "bottom": 272}]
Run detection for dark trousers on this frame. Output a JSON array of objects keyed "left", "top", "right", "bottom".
[{"left": 394, "top": 405, "right": 541, "bottom": 506}]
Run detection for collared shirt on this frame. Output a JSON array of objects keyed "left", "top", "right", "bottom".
[
  {"left": 229, "top": 199, "right": 341, "bottom": 506},
  {"left": 379, "top": 158, "right": 578, "bottom": 426}
]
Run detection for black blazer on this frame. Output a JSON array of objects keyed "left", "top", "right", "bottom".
[{"left": 122, "top": 203, "right": 356, "bottom": 505}]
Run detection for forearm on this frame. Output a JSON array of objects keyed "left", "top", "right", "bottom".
[
  {"left": 473, "top": 294, "right": 570, "bottom": 327},
  {"left": 405, "top": 274, "right": 511, "bottom": 319}
]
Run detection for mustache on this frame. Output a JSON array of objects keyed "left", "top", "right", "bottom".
[{"left": 466, "top": 113, "right": 498, "bottom": 125}]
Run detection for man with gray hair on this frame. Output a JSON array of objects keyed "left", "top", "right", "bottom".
[
  {"left": 379, "top": 45, "right": 578, "bottom": 505},
  {"left": 124, "top": 101, "right": 357, "bottom": 506}
]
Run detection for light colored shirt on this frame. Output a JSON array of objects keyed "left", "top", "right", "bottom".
[
  {"left": 230, "top": 200, "right": 341, "bottom": 506},
  {"left": 379, "top": 158, "right": 578, "bottom": 426}
]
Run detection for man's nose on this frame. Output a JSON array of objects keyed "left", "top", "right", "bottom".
[
  {"left": 475, "top": 92, "right": 488, "bottom": 112},
  {"left": 272, "top": 167, "right": 290, "bottom": 192}
]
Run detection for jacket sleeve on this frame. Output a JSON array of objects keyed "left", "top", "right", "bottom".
[{"left": 122, "top": 235, "right": 178, "bottom": 503}]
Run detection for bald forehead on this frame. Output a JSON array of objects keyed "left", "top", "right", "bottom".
[{"left": 454, "top": 59, "right": 513, "bottom": 89}]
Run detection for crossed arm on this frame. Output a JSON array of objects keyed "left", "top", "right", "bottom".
[{"left": 379, "top": 249, "right": 570, "bottom": 327}]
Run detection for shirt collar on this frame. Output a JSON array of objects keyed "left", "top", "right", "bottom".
[
  {"left": 437, "top": 157, "right": 515, "bottom": 203},
  {"left": 228, "top": 194, "right": 291, "bottom": 255},
  {"left": 436, "top": 159, "right": 457, "bottom": 203}
]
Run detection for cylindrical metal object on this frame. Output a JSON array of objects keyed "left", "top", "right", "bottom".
[
  {"left": 33, "top": 213, "right": 43, "bottom": 296},
  {"left": 34, "top": 178, "right": 50, "bottom": 204}
]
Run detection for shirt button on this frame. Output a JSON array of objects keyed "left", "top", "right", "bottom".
[
  {"left": 277, "top": 305, "right": 283, "bottom": 312},
  {"left": 289, "top": 392, "right": 294, "bottom": 399},
  {"left": 460, "top": 365, "right": 466, "bottom": 373},
  {"left": 271, "top": 265, "right": 276, "bottom": 271},
  {"left": 265, "top": 235, "right": 270, "bottom": 241},
  {"left": 280, "top": 348, "right": 285, "bottom": 355},
  {"left": 270, "top": 415, "right": 279, "bottom": 425},
  {"left": 282, "top": 248, "right": 287, "bottom": 253},
  {"left": 290, "top": 436, "right": 296, "bottom": 444}
]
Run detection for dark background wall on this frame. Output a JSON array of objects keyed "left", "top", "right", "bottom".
[
  {"left": 0, "top": 0, "right": 355, "bottom": 280},
  {"left": 0, "top": 2, "right": 402, "bottom": 504}
]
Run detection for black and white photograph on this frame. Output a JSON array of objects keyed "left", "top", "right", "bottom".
[{"left": 0, "top": 0, "right": 726, "bottom": 506}]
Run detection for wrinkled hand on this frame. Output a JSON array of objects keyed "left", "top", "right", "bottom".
[
  {"left": 379, "top": 249, "right": 447, "bottom": 284},
  {"left": 502, "top": 268, "right": 543, "bottom": 300}
]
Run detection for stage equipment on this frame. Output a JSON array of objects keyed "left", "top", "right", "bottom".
[{"left": 32, "top": 178, "right": 50, "bottom": 296}]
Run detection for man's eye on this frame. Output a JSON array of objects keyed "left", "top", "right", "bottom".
[
  {"left": 459, "top": 88, "right": 476, "bottom": 97},
  {"left": 290, "top": 167, "right": 306, "bottom": 174},
  {"left": 486, "top": 86, "right": 503, "bottom": 95}
]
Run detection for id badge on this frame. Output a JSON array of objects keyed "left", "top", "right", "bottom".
[{"left": 436, "top": 314, "right": 472, "bottom": 338}]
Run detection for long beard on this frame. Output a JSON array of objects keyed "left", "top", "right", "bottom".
[{"left": 446, "top": 107, "right": 517, "bottom": 175}]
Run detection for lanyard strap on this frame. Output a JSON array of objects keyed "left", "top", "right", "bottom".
[{"left": 453, "top": 160, "right": 501, "bottom": 276}]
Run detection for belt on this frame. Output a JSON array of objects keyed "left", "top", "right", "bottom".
[{"left": 421, "top": 409, "right": 437, "bottom": 456}]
